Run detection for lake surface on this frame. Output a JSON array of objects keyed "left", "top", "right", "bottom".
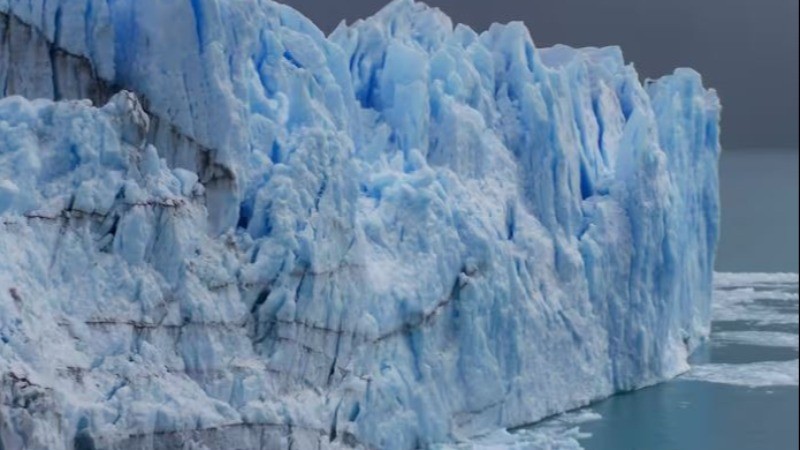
[
  {"left": 518, "top": 149, "right": 800, "bottom": 450},
  {"left": 716, "top": 149, "right": 799, "bottom": 273}
]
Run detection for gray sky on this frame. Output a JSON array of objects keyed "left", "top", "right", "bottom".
[{"left": 281, "top": 0, "right": 798, "bottom": 150}]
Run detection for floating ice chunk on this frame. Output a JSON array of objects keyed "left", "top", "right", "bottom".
[
  {"left": 681, "top": 360, "right": 799, "bottom": 388},
  {"left": 435, "top": 428, "right": 585, "bottom": 450},
  {"left": 711, "top": 284, "right": 799, "bottom": 325},
  {"left": 435, "top": 410, "right": 601, "bottom": 450},
  {"left": 555, "top": 410, "right": 603, "bottom": 425},
  {"left": 713, "top": 331, "right": 799, "bottom": 350},
  {"left": 714, "top": 272, "right": 800, "bottom": 288}
]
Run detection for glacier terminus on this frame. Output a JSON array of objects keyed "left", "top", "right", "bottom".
[{"left": 0, "top": 0, "right": 720, "bottom": 449}]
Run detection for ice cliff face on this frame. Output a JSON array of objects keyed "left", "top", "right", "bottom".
[{"left": 0, "top": 1, "right": 720, "bottom": 449}]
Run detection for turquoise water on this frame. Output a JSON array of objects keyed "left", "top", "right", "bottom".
[{"left": 580, "top": 382, "right": 797, "bottom": 450}]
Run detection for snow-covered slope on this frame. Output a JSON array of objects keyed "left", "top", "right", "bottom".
[{"left": 0, "top": 1, "right": 720, "bottom": 449}]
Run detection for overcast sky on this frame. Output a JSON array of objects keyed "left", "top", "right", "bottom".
[{"left": 281, "top": 0, "right": 798, "bottom": 150}]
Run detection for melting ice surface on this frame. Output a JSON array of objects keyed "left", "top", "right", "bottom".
[{"left": 0, "top": 0, "right": 721, "bottom": 449}]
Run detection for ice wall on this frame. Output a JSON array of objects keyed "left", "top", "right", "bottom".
[{"left": 0, "top": 1, "right": 720, "bottom": 449}]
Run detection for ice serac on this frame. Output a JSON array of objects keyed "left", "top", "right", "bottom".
[{"left": 0, "top": 0, "right": 720, "bottom": 449}]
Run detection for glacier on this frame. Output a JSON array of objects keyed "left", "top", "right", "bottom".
[{"left": 0, "top": 0, "right": 720, "bottom": 449}]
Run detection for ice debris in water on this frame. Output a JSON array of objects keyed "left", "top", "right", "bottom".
[
  {"left": 714, "top": 272, "right": 800, "bottom": 288},
  {"left": 713, "top": 331, "right": 799, "bottom": 350},
  {"left": 683, "top": 272, "right": 798, "bottom": 388},
  {"left": 682, "top": 360, "right": 799, "bottom": 388},
  {"left": 434, "top": 410, "right": 601, "bottom": 450},
  {"left": 711, "top": 273, "right": 799, "bottom": 325}
]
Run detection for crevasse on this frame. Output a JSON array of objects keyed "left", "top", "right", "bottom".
[{"left": 0, "top": 0, "right": 720, "bottom": 449}]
